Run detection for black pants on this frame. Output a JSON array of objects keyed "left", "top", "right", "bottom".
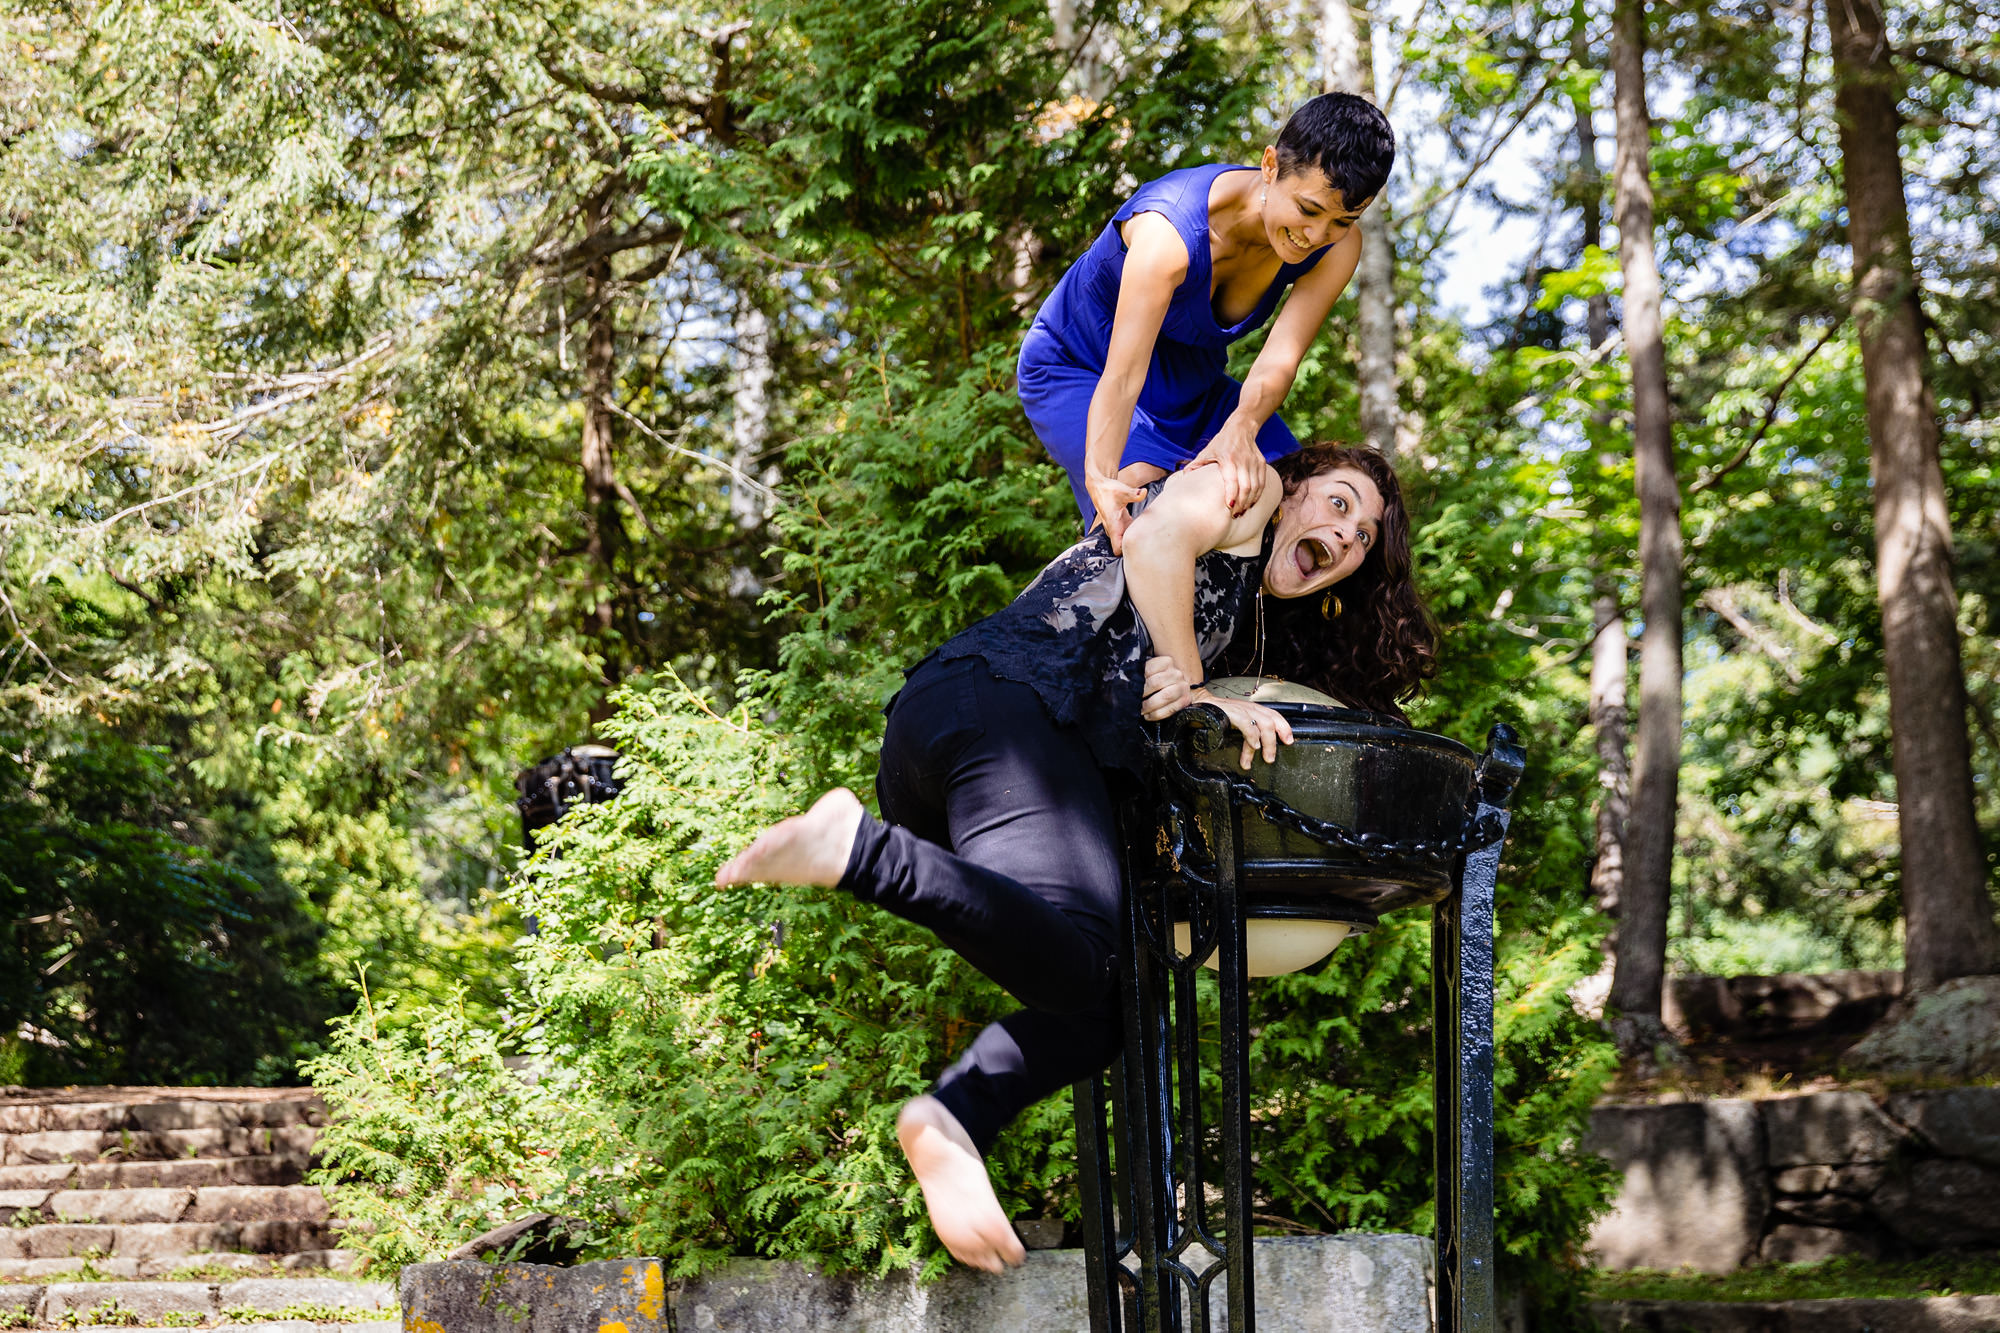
[{"left": 839, "top": 655, "right": 1124, "bottom": 1153}]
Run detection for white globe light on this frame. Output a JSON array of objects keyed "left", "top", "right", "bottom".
[
  {"left": 1171, "top": 919, "right": 1353, "bottom": 977},
  {"left": 1168, "top": 677, "right": 1365, "bottom": 975}
]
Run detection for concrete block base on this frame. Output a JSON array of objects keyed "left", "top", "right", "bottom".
[
  {"left": 402, "top": 1236, "right": 1432, "bottom": 1333},
  {"left": 401, "top": 1257, "right": 670, "bottom": 1333}
]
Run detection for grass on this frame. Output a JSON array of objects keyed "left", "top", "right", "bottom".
[
  {"left": 0, "top": 1257, "right": 371, "bottom": 1284},
  {"left": 1593, "top": 1252, "right": 2000, "bottom": 1303}
]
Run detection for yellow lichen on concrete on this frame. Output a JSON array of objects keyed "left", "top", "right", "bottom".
[
  {"left": 599, "top": 1323, "right": 630, "bottom": 1333},
  {"left": 404, "top": 1314, "right": 447, "bottom": 1333},
  {"left": 637, "top": 1261, "right": 665, "bottom": 1321}
]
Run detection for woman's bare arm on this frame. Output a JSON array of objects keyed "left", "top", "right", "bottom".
[
  {"left": 1122, "top": 467, "right": 1290, "bottom": 766},
  {"left": 1084, "top": 212, "right": 1187, "bottom": 554},
  {"left": 1186, "top": 228, "right": 1364, "bottom": 512}
]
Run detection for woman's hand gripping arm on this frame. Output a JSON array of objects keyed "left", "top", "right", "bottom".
[
  {"left": 1084, "top": 212, "right": 1187, "bottom": 555},
  {"left": 1123, "top": 465, "right": 1293, "bottom": 769}
]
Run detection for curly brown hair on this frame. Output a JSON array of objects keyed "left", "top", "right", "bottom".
[{"left": 1212, "top": 444, "right": 1438, "bottom": 717}]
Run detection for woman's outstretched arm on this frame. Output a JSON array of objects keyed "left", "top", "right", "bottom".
[
  {"left": 1186, "top": 228, "right": 1363, "bottom": 514},
  {"left": 1122, "top": 466, "right": 1291, "bottom": 767},
  {"left": 1083, "top": 212, "right": 1186, "bottom": 554}
]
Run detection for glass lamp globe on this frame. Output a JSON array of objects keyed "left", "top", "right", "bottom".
[{"left": 1169, "top": 676, "right": 1362, "bottom": 977}]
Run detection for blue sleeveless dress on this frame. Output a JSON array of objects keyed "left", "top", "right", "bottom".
[{"left": 1017, "top": 163, "right": 1336, "bottom": 525}]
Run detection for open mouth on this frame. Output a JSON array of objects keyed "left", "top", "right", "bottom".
[
  {"left": 1294, "top": 536, "right": 1335, "bottom": 578},
  {"left": 1282, "top": 226, "right": 1307, "bottom": 253}
]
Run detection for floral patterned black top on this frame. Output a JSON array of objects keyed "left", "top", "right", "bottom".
[{"left": 925, "top": 480, "right": 1264, "bottom": 776}]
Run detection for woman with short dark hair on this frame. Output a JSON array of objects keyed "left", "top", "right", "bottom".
[
  {"left": 716, "top": 445, "right": 1435, "bottom": 1274},
  {"left": 1018, "top": 93, "right": 1396, "bottom": 552}
]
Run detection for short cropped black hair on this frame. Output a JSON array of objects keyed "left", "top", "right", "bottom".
[{"left": 1273, "top": 93, "right": 1396, "bottom": 207}]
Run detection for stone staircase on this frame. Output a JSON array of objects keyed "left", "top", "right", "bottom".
[{"left": 0, "top": 1087, "right": 393, "bottom": 1329}]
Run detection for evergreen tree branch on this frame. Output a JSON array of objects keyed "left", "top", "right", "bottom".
[
  {"left": 1897, "top": 44, "right": 2000, "bottom": 89},
  {"left": 1689, "top": 321, "right": 1842, "bottom": 494},
  {"left": 534, "top": 53, "right": 708, "bottom": 112}
]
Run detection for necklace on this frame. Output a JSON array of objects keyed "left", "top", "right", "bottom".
[{"left": 1250, "top": 585, "right": 1267, "bottom": 681}]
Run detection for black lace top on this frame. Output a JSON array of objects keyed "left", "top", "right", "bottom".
[{"left": 924, "top": 481, "right": 1264, "bottom": 775}]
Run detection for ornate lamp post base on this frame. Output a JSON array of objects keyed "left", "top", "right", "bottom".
[{"left": 1074, "top": 706, "right": 1525, "bottom": 1333}]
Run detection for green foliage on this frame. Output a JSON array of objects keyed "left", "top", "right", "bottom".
[
  {"left": 304, "top": 987, "right": 567, "bottom": 1272},
  {"left": 307, "top": 679, "right": 1077, "bottom": 1278},
  {"left": 0, "top": 731, "right": 334, "bottom": 1085},
  {"left": 1593, "top": 1250, "right": 2000, "bottom": 1302},
  {"left": 756, "top": 345, "right": 1074, "bottom": 787},
  {"left": 24, "top": 1, "right": 2000, "bottom": 1327}
]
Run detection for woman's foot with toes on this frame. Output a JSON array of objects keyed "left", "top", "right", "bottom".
[
  {"left": 896, "top": 1095, "right": 1026, "bottom": 1274},
  {"left": 714, "top": 788, "right": 865, "bottom": 888}
]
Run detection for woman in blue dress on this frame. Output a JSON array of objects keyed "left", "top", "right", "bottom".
[{"left": 1019, "top": 93, "right": 1396, "bottom": 552}]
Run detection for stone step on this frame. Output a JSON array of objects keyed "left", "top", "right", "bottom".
[
  {"left": 0, "top": 1124, "right": 319, "bottom": 1165},
  {"left": 0, "top": 1219, "right": 339, "bottom": 1261},
  {"left": 50, "top": 1325, "right": 390, "bottom": 1332},
  {"left": 0, "top": 1185, "right": 328, "bottom": 1226},
  {"left": 0, "top": 1248, "right": 360, "bottom": 1281},
  {"left": 4, "top": 1275, "right": 392, "bottom": 1328},
  {"left": 0, "top": 1154, "right": 308, "bottom": 1191},
  {"left": 0, "top": 1097, "right": 324, "bottom": 1135}
]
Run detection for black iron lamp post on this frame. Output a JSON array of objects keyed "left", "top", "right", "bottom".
[
  {"left": 1073, "top": 695, "right": 1525, "bottom": 1333},
  {"left": 514, "top": 744, "right": 622, "bottom": 851}
]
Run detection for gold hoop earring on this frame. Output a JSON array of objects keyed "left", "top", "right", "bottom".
[{"left": 1321, "top": 592, "right": 1343, "bottom": 620}]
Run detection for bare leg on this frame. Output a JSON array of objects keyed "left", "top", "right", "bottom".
[
  {"left": 714, "top": 788, "right": 865, "bottom": 888},
  {"left": 897, "top": 1095, "right": 1026, "bottom": 1274}
]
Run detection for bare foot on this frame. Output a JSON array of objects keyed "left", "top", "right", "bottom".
[
  {"left": 896, "top": 1096, "right": 1026, "bottom": 1274},
  {"left": 714, "top": 788, "right": 865, "bottom": 888}
]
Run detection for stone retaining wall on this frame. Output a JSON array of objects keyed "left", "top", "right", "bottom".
[
  {"left": 1586, "top": 1088, "right": 2000, "bottom": 1271},
  {"left": 1593, "top": 1295, "right": 2000, "bottom": 1331},
  {"left": 400, "top": 1234, "right": 1434, "bottom": 1332}
]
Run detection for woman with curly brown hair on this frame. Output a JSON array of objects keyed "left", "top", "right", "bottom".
[{"left": 715, "top": 444, "right": 1434, "bottom": 1274}]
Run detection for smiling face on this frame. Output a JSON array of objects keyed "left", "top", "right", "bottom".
[
  {"left": 1258, "top": 144, "right": 1371, "bottom": 262},
  {"left": 1263, "top": 466, "right": 1385, "bottom": 599}
]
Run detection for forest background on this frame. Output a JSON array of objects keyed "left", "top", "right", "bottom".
[{"left": 1, "top": 0, "right": 1995, "bottom": 1325}]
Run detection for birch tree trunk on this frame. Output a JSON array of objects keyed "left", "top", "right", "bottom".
[
  {"left": 1048, "top": 0, "right": 1112, "bottom": 99},
  {"left": 579, "top": 193, "right": 625, "bottom": 690},
  {"left": 1574, "top": 18, "right": 1629, "bottom": 952},
  {"left": 1826, "top": 0, "right": 2000, "bottom": 989},
  {"left": 728, "top": 300, "right": 775, "bottom": 600},
  {"left": 1320, "top": 0, "right": 1398, "bottom": 458},
  {"left": 1606, "top": 0, "right": 1683, "bottom": 1056}
]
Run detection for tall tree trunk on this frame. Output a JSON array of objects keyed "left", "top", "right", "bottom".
[
  {"left": 1606, "top": 0, "right": 1683, "bottom": 1057},
  {"left": 1571, "top": 13, "right": 1612, "bottom": 360},
  {"left": 579, "top": 195, "right": 624, "bottom": 694},
  {"left": 728, "top": 300, "right": 774, "bottom": 601},
  {"left": 1320, "top": 0, "right": 1398, "bottom": 458},
  {"left": 1826, "top": 0, "right": 2000, "bottom": 988},
  {"left": 1589, "top": 582, "right": 1631, "bottom": 914},
  {"left": 1048, "top": 0, "right": 1112, "bottom": 99},
  {"left": 1573, "top": 16, "right": 1629, "bottom": 951}
]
